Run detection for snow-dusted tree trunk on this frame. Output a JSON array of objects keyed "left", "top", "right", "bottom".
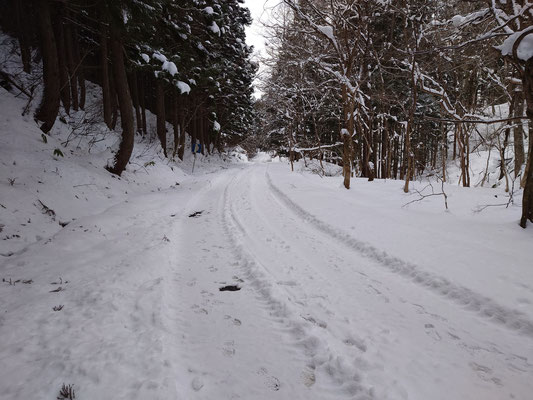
[
  {"left": 520, "top": 57, "right": 533, "bottom": 227},
  {"left": 156, "top": 80, "right": 168, "bottom": 158},
  {"left": 100, "top": 32, "right": 113, "bottom": 130},
  {"left": 107, "top": 24, "right": 134, "bottom": 176},
  {"left": 35, "top": 0, "right": 60, "bottom": 133}
]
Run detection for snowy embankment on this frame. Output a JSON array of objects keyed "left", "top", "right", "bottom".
[{"left": 0, "top": 86, "right": 242, "bottom": 399}]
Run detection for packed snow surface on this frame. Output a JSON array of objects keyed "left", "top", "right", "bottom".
[{"left": 1, "top": 90, "right": 533, "bottom": 400}]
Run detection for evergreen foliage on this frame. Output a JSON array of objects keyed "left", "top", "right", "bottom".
[{"left": 0, "top": 0, "right": 257, "bottom": 173}]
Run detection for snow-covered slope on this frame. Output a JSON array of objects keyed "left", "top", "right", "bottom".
[
  {"left": 0, "top": 83, "right": 240, "bottom": 257},
  {"left": 0, "top": 87, "right": 241, "bottom": 399}
]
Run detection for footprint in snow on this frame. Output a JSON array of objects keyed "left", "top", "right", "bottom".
[
  {"left": 191, "top": 377, "right": 204, "bottom": 392},
  {"left": 424, "top": 323, "right": 442, "bottom": 341},
  {"left": 469, "top": 362, "right": 503, "bottom": 386},
  {"left": 276, "top": 280, "right": 297, "bottom": 287},
  {"left": 222, "top": 340, "right": 235, "bottom": 357},
  {"left": 301, "top": 314, "right": 327, "bottom": 329},
  {"left": 301, "top": 367, "right": 316, "bottom": 388},
  {"left": 447, "top": 331, "right": 461, "bottom": 340},
  {"left": 258, "top": 367, "right": 280, "bottom": 391},
  {"left": 224, "top": 315, "right": 242, "bottom": 326},
  {"left": 191, "top": 304, "right": 208, "bottom": 315},
  {"left": 343, "top": 336, "right": 367, "bottom": 352}
]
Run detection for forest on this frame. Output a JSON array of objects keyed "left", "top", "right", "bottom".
[
  {"left": 0, "top": 0, "right": 256, "bottom": 173},
  {"left": 1, "top": 0, "right": 532, "bottom": 227},
  {"left": 256, "top": 0, "right": 533, "bottom": 228}
]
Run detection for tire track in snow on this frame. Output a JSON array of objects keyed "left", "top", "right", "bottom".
[
  {"left": 266, "top": 172, "right": 533, "bottom": 339},
  {"left": 222, "top": 171, "right": 376, "bottom": 399},
  {"left": 172, "top": 171, "right": 319, "bottom": 399}
]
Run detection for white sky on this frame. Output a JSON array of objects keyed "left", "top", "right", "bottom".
[
  {"left": 243, "top": 0, "right": 268, "bottom": 58},
  {"left": 243, "top": 0, "right": 272, "bottom": 97}
]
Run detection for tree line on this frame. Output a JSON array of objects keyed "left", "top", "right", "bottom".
[
  {"left": 258, "top": 0, "right": 533, "bottom": 228},
  {"left": 0, "top": 0, "right": 256, "bottom": 175}
]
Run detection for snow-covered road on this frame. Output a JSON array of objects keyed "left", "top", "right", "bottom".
[
  {"left": 1, "top": 162, "right": 532, "bottom": 400},
  {"left": 173, "top": 164, "right": 533, "bottom": 399}
]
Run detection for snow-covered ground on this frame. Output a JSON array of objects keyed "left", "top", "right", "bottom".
[{"left": 1, "top": 85, "right": 533, "bottom": 400}]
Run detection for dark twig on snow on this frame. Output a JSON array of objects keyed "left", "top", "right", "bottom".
[
  {"left": 36, "top": 200, "right": 56, "bottom": 220},
  {"left": 474, "top": 177, "right": 516, "bottom": 213},
  {"left": 403, "top": 177, "right": 448, "bottom": 210}
]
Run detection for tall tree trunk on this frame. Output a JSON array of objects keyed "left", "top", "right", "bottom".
[
  {"left": 361, "top": 122, "right": 375, "bottom": 181},
  {"left": 514, "top": 94, "right": 525, "bottom": 178},
  {"left": 520, "top": 58, "right": 533, "bottom": 228},
  {"left": 441, "top": 117, "right": 447, "bottom": 182},
  {"left": 14, "top": 0, "right": 31, "bottom": 73},
  {"left": 191, "top": 112, "right": 198, "bottom": 155},
  {"left": 64, "top": 15, "right": 79, "bottom": 112},
  {"left": 393, "top": 136, "right": 399, "bottom": 179},
  {"left": 178, "top": 97, "right": 186, "bottom": 160},
  {"left": 138, "top": 73, "right": 147, "bottom": 135},
  {"left": 404, "top": 55, "right": 418, "bottom": 193},
  {"left": 53, "top": 10, "right": 71, "bottom": 115},
  {"left": 382, "top": 121, "right": 389, "bottom": 179},
  {"left": 457, "top": 124, "right": 469, "bottom": 187},
  {"left": 35, "top": 0, "right": 60, "bottom": 133},
  {"left": 206, "top": 116, "right": 212, "bottom": 155},
  {"left": 100, "top": 32, "right": 113, "bottom": 129},
  {"left": 341, "top": 84, "right": 353, "bottom": 189},
  {"left": 452, "top": 129, "right": 457, "bottom": 160},
  {"left": 399, "top": 133, "right": 405, "bottom": 180},
  {"left": 465, "top": 130, "right": 471, "bottom": 187},
  {"left": 128, "top": 70, "right": 142, "bottom": 135},
  {"left": 199, "top": 109, "right": 206, "bottom": 155},
  {"left": 521, "top": 124, "right": 532, "bottom": 189},
  {"left": 109, "top": 64, "right": 118, "bottom": 130},
  {"left": 521, "top": 124, "right": 533, "bottom": 228},
  {"left": 403, "top": 124, "right": 413, "bottom": 192},
  {"left": 73, "top": 26, "right": 86, "bottom": 110},
  {"left": 499, "top": 97, "right": 515, "bottom": 182},
  {"left": 288, "top": 123, "right": 294, "bottom": 172},
  {"left": 172, "top": 95, "right": 180, "bottom": 157},
  {"left": 156, "top": 80, "right": 167, "bottom": 157},
  {"left": 107, "top": 26, "right": 134, "bottom": 176}
]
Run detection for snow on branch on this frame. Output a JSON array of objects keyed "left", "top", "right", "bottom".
[{"left": 294, "top": 142, "right": 343, "bottom": 152}]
